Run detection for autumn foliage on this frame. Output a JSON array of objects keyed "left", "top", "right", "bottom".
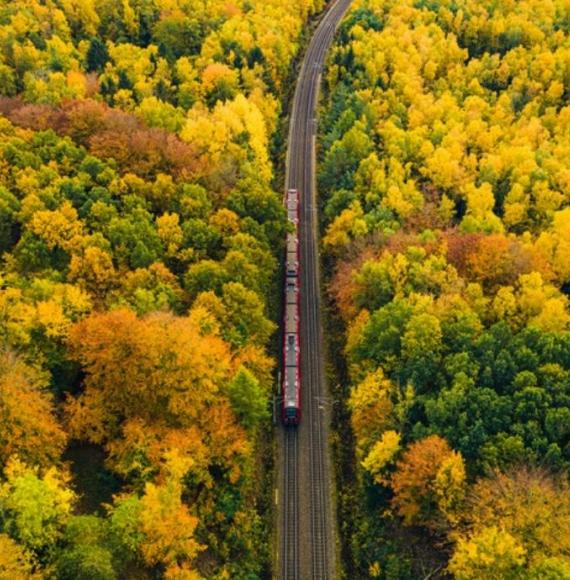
[
  {"left": 0, "top": 351, "right": 67, "bottom": 467},
  {"left": 390, "top": 435, "right": 466, "bottom": 528},
  {"left": 321, "top": 0, "right": 570, "bottom": 576},
  {"left": 449, "top": 468, "right": 570, "bottom": 577},
  {"left": 0, "top": 0, "right": 325, "bottom": 575}
]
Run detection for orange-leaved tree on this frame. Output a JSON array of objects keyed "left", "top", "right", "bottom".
[
  {"left": 390, "top": 435, "right": 466, "bottom": 528},
  {"left": 0, "top": 350, "right": 67, "bottom": 467},
  {"left": 65, "top": 309, "right": 248, "bottom": 483}
]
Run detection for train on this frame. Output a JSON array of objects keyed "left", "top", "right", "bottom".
[{"left": 283, "top": 188, "right": 301, "bottom": 426}]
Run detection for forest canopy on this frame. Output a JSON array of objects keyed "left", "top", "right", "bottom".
[
  {"left": 0, "top": 0, "right": 326, "bottom": 577},
  {"left": 320, "top": 0, "right": 570, "bottom": 577}
]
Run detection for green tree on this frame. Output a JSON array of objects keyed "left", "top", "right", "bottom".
[
  {"left": 0, "top": 458, "right": 75, "bottom": 561},
  {"left": 220, "top": 282, "right": 276, "bottom": 347},
  {"left": 86, "top": 38, "right": 110, "bottom": 73},
  {"left": 320, "top": 121, "right": 373, "bottom": 192},
  {"left": 0, "top": 187, "right": 20, "bottom": 253},
  {"left": 57, "top": 516, "right": 116, "bottom": 580},
  {"left": 57, "top": 545, "right": 116, "bottom": 580},
  {"left": 227, "top": 367, "right": 269, "bottom": 429}
]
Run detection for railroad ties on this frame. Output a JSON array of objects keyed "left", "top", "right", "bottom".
[
  {"left": 282, "top": 429, "right": 299, "bottom": 579},
  {"left": 279, "top": 1, "right": 353, "bottom": 579}
]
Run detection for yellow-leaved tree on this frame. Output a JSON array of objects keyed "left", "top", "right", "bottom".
[
  {"left": 449, "top": 526, "right": 527, "bottom": 579},
  {"left": 349, "top": 369, "right": 395, "bottom": 457},
  {"left": 0, "top": 533, "right": 40, "bottom": 578},
  {"left": 450, "top": 468, "right": 570, "bottom": 577}
]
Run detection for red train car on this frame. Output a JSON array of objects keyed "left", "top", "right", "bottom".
[{"left": 283, "top": 188, "right": 301, "bottom": 426}]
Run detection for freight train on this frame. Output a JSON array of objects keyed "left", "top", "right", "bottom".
[{"left": 283, "top": 188, "right": 301, "bottom": 426}]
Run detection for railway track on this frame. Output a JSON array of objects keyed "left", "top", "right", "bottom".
[
  {"left": 282, "top": 428, "right": 299, "bottom": 579},
  {"left": 279, "top": 1, "right": 353, "bottom": 578}
]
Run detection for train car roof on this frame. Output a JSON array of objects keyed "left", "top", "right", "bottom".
[{"left": 284, "top": 366, "right": 298, "bottom": 407}]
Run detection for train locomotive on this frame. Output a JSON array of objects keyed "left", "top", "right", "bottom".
[{"left": 282, "top": 188, "right": 301, "bottom": 426}]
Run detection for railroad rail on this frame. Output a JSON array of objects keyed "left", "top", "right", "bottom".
[
  {"left": 279, "top": 1, "right": 353, "bottom": 578},
  {"left": 282, "top": 429, "right": 299, "bottom": 579}
]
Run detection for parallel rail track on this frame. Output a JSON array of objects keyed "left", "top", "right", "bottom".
[
  {"left": 282, "top": 428, "right": 299, "bottom": 579},
  {"left": 280, "top": 1, "right": 353, "bottom": 578}
]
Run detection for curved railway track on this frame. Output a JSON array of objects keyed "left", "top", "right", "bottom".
[{"left": 279, "top": 1, "right": 353, "bottom": 578}]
